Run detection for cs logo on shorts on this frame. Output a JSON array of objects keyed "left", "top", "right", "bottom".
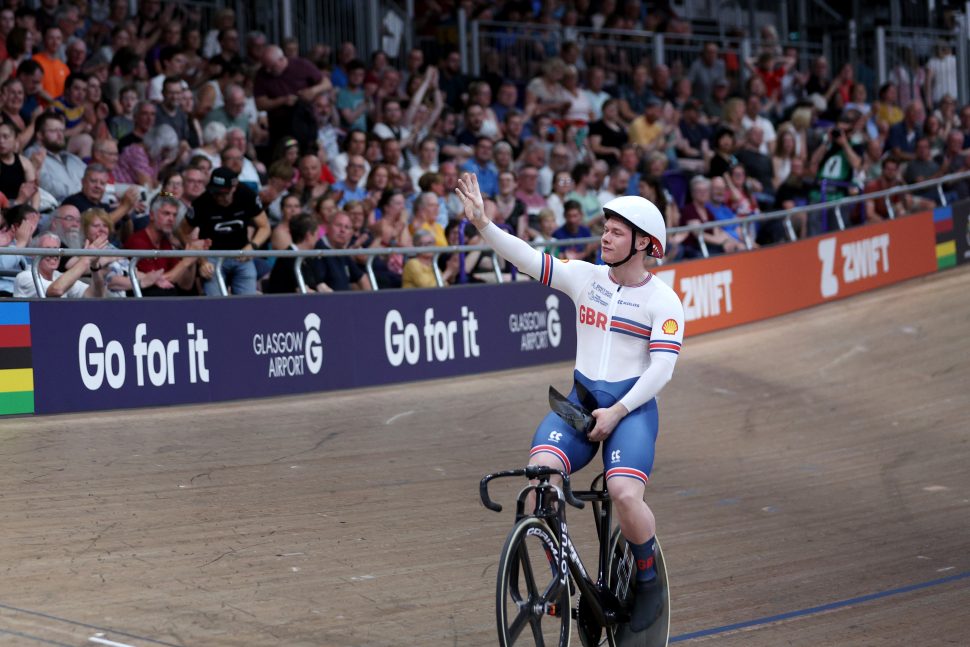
[
  {"left": 549, "top": 431, "right": 563, "bottom": 443},
  {"left": 610, "top": 450, "right": 621, "bottom": 463}
]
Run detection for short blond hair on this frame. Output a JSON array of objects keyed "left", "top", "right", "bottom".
[{"left": 81, "top": 208, "right": 112, "bottom": 234}]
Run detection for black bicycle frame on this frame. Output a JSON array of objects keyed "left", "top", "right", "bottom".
[
  {"left": 480, "top": 467, "right": 628, "bottom": 628},
  {"left": 564, "top": 481, "right": 628, "bottom": 627}
]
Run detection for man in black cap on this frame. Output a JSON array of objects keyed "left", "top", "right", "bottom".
[{"left": 183, "top": 166, "right": 270, "bottom": 296}]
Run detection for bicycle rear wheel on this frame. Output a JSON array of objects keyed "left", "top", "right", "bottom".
[{"left": 496, "top": 517, "right": 572, "bottom": 647}]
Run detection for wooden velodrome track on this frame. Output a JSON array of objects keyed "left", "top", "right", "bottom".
[{"left": 0, "top": 267, "right": 968, "bottom": 646}]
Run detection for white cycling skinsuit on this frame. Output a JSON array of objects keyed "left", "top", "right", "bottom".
[{"left": 480, "top": 222, "right": 685, "bottom": 482}]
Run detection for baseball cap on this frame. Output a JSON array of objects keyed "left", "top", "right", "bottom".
[{"left": 208, "top": 167, "right": 239, "bottom": 193}]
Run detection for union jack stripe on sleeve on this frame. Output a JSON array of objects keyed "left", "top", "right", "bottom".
[
  {"left": 609, "top": 316, "right": 652, "bottom": 341},
  {"left": 649, "top": 339, "right": 682, "bottom": 355},
  {"left": 539, "top": 253, "right": 554, "bottom": 286}
]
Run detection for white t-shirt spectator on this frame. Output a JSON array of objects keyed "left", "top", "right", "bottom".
[
  {"left": 14, "top": 270, "right": 88, "bottom": 298},
  {"left": 332, "top": 153, "right": 371, "bottom": 183},
  {"left": 585, "top": 89, "right": 611, "bottom": 121},
  {"left": 563, "top": 90, "right": 594, "bottom": 123},
  {"left": 741, "top": 114, "right": 777, "bottom": 155},
  {"left": 927, "top": 53, "right": 957, "bottom": 105},
  {"left": 408, "top": 163, "right": 438, "bottom": 190},
  {"left": 372, "top": 122, "right": 411, "bottom": 142}
]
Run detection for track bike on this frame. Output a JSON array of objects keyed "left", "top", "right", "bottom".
[{"left": 479, "top": 464, "right": 670, "bottom": 647}]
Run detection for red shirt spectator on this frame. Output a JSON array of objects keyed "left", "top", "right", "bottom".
[
  {"left": 126, "top": 226, "right": 178, "bottom": 274},
  {"left": 864, "top": 158, "right": 906, "bottom": 221}
]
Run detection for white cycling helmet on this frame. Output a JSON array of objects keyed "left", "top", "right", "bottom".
[{"left": 602, "top": 195, "right": 666, "bottom": 263}]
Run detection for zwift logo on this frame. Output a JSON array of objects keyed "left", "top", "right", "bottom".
[
  {"left": 655, "top": 269, "right": 733, "bottom": 322},
  {"left": 817, "top": 234, "right": 890, "bottom": 298}
]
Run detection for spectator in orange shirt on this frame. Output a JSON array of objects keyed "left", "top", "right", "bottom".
[{"left": 32, "top": 26, "right": 68, "bottom": 103}]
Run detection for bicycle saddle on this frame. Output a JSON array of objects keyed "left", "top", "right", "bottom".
[{"left": 548, "top": 381, "right": 598, "bottom": 435}]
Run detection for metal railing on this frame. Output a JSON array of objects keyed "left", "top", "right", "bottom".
[
  {"left": 671, "top": 169, "right": 968, "bottom": 259},
  {"left": 466, "top": 16, "right": 969, "bottom": 104},
  {"left": 875, "top": 24, "right": 968, "bottom": 105},
  {"left": 466, "top": 19, "right": 823, "bottom": 89},
  {"left": 2, "top": 170, "right": 967, "bottom": 298}
]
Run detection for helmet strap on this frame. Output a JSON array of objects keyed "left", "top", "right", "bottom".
[{"left": 604, "top": 234, "right": 639, "bottom": 268}]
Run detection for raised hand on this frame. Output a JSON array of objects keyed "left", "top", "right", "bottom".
[
  {"left": 16, "top": 179, "right": 37, "bottom": 206},
  {"left": 85, "top": 234, "right": 110, "bottom": 251},
  {"left": 28, "top": 148, "right": 46, "bottom": 172},
  {"left": 455, "top": 173, "right": 491, "bottom": 230},
  {"left": 14, "top": 210, "right": 40, "bottom": 246}
]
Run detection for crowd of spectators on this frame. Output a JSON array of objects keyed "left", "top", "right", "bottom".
[{"left": 0, "top": 1, "right": 965, "bottom": 297}]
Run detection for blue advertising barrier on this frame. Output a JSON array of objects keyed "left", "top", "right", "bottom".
[{"left": 26, "top": 281, "right": 576, "bottom": 416}]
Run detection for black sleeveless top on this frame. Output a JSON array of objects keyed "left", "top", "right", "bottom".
[{"left": 0, "top": 154, "right": 25, "bottom": 202}]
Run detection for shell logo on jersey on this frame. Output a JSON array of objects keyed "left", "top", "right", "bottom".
[{"left": 661, "top": 319, "right": 679, "bottom": 335}]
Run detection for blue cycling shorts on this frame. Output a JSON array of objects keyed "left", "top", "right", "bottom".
[{"left": 530, "top": 370, "right": 659, "bottom": 484}]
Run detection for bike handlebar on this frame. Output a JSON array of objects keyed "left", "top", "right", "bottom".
[{"left": 479, "top": 465, "right": 586, "bottom": 512}]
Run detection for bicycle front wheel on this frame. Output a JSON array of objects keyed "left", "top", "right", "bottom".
[{"left": 496, "top": 517, "right": 572, "bottom": 647}]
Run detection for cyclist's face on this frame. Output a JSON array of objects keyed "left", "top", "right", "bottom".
[{"left": 601, "top": 218, "right": 636, "bottom": 263}]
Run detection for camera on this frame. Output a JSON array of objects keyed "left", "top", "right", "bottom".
[{"left": 831, "top": 128, "right": 843, "bottom": 139}]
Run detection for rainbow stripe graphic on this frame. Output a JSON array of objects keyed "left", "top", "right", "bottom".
[
  {"left": 0, "top": 303, "right": 34, "bottom": 415},
  {"left": 933, "top": 207, "right": 956, "bottom": 270}
]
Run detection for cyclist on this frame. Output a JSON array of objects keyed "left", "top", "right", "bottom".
[{"left": 457, "top": 173, "right": 684, "bottom": 632}]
